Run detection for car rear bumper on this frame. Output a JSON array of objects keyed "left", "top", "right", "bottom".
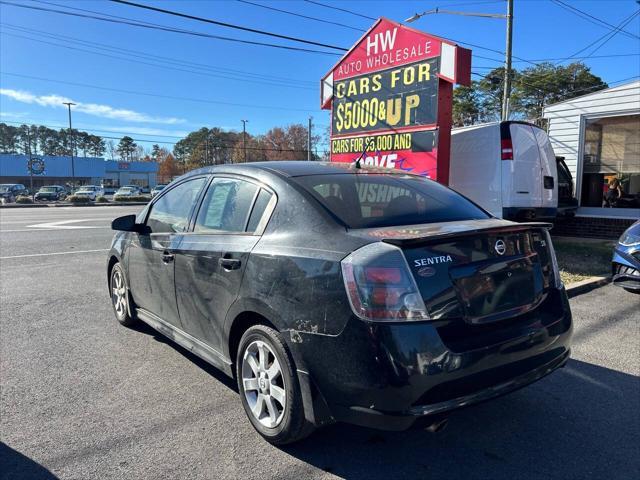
[
  {"left": 293, "top": 287, "right": 572, "bottom": 431},
  {"left": 331, "top": 347, "right": 570, "bottom": 431},
  {"left": 502, "top": 207, "right": 557, "bottom": 220}
]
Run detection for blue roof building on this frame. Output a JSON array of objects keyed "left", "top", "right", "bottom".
[{"left": 0, "top": 154, "right": 158, "bottom": 190}]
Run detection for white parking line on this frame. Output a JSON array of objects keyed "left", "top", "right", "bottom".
[
  {"left": 0, "top": 249, "right": 109, "bottom": 259},
  {"left": 27, "top": 219, "right": 103, "bottom": 230}
]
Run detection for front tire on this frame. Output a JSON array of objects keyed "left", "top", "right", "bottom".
[
  {"left": 236, "top": 325, "right": 313, "bottom": 445},
  {"left": 110, "top": 263, "right": 138, "bottom": 327}
]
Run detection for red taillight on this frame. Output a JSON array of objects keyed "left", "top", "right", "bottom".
[
  {"left": 364, "top": 267, "right": 402, "bottom": 284},
  {"left": 501, "top": 138, "right": 513, "bottom": 160},
  {"left": 341, "top": 243, "right": 430, "bottom": 322}
]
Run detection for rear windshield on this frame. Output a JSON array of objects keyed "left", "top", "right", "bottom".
[{"left": 294, "top": 173, "right": 489, "bottom": 229}]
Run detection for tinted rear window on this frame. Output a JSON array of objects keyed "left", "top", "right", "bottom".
[{"left": 294, "top": 173, "right": 489, "bottom": 228}]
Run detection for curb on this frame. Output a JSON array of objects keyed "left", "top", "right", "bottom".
[
  {"left": 0, "top": 204, "right": 50, "bottom": 209},
  {"left": 566, "top": 276, "right": 611, "bottom": 298},
  {"left": 0, "top": 202, "right": 148, "bottom": 209}
]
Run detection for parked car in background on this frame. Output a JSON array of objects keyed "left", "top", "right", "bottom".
[
  {"left": 612, "top": 220, "right": 640, "bottom": 294},
  {"left": 0, "top": 183, "right": 28, "bottom": 203},
  {"left": 74, "top": 185, "right": 104, "bottom": 201},
  {"left": 34, "top": 185, "right": 68, "bottom": 202},
  {"left": 113, "top": 185, "right": 142, "bottom": 200},
  {"left": 108, "top": 161, "right": 572, "bottom": 445},
  {"left": 151, "top": 184, "right": 167, "bottom": 197},
  {"left": 450, "top": 121, "right": 558, "bottom": 221}
]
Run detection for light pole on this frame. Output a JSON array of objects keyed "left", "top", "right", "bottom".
[
  {"left": 62, "top": 102, "right": 76, "bottom": 188},
  {"left": 241, "top": 119, "right": 248, "bottom": 163},
  {"left": 405, "top": 1, "right": 513, "bottom": 120}
]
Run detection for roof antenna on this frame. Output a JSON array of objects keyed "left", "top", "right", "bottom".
[{"left": 353, "top": 138, "right": 375, "bottom": 170}]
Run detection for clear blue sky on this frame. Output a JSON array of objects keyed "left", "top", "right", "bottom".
[{"left": 1, "top": 0, "right": 639, "bottom": 153}]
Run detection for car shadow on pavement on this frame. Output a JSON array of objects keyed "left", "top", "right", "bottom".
[
  {"left": 0, "top": 443, "right": 59, "bottom": 480},
  {"left": 130, "top": 320, "right": 238, "bottom": 392},
  {"left": 281, "top": 359, "right": 639, "bottom": 480}
]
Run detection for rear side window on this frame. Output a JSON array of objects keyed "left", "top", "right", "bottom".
[
  {"left": 246, "top": 189, "right": 273, "bottom": 233},
  {"left": 147, "top": 177, "right": 206, "bottom": 233},
  {"left": 195, "top": 178, "right": 258, "bottom": 233},
  {"left": 294, "top": 174, "right": 489, "bottom": 229}
]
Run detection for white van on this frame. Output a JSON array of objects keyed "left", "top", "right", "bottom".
[{"left": 449, "top": 121, "right": 558, "bottom": 220}]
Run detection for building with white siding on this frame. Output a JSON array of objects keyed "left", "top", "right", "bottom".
[{"left": 543, "top": 80, "right": 640, "bottom": 221}]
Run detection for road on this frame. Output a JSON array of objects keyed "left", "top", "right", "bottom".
[{"left": 1, "top": 207, "right": 639, "bottom": 480}]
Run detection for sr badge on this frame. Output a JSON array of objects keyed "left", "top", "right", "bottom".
[{"left": 417, "top": 266, "right": 436, "bottom": 277}]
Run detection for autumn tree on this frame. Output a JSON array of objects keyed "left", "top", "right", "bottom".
[{"left": 157, "top": 152, "right": 181, "bottom": 183}]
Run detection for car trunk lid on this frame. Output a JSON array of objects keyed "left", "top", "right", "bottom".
[{"left": 350, "top": 219, "right": 554, "bottom": 323}]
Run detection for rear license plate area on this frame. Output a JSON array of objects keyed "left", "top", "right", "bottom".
[{"left": 449, "top": 256, "right": 543, "bottom": 323}]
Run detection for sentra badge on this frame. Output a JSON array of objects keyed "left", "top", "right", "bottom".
[{"left": 414, "top": 255, "right": 453, "bottom": 267}]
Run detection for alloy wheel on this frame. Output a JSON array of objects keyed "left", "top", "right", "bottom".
[
  {"left": 241, "top": 340, "right": 287, "bottom": 428},
  {"left": 111, "top": 268, "right": 127, "bottom": 318}
]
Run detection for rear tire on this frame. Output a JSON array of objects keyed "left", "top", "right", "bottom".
[
  {"left": 236, "top": 325, "right": 314, "bottom": 445},
  {"left": 110, "top": 263, "right": 138, "bottom": 327}
]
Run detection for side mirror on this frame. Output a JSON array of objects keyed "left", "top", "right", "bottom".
[{"left": 112, "top": 214, "right": 148, "bottom": 233}]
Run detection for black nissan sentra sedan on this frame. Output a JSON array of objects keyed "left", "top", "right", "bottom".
[{"left": 107, "top": 161, "right": 572, "bottom": 444}]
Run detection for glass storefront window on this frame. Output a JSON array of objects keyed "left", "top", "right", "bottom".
[{"left": 580, "top": 114, "right": 640, "bottom": 209}]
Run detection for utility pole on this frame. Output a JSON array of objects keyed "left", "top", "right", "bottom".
[
  {"left": 307, "top": 116, "right": 312, "bottom": 161},
  {"left": 501, "top": 0, "right": 514, "bottom": 121},
  {"left": 405, "top": 5, "right": 513, "bottom": 119},
  {"left": 26, "top": 127, "right": 34, "bottom": 199},
  {"left": 241, "top": 119, "right": 248, "bottom": 163},
  {"left": 63, "top": 102, "right": 76, "bottom": 189},
  {"left": 205, "top": 133, "right": 210, "bottom": 165}
]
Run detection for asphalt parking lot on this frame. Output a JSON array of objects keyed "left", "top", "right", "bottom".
[{"left": 1, "top": 206, "right": 639, "bottom": 480}]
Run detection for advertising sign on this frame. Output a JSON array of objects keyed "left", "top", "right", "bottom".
[
  {"left": 27, "top": 158, "right": 45, "bottom": 176},
  {"left": 321, "top": 18, "right": 471, "bottom": 183}
]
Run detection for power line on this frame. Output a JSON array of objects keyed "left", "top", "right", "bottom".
[
  {"left": 2, "top": 21, "right": 315, "bottom": 86},
  {"left": 0, "top": 30, "right": 325, "bottom": 92},
  {"left": 550, "top": 0, "right": 640, "bottom": 40},
  {"left": 235, "top": 0, "right": 364, "bottom": 32},
  {"left": 0, "top": 72, "right": 321, "bottom": 113},
  {"left": 0, "top": 25, "right": 316, "bottom": 89},
  {"left": 471, "top": 71, "right": 639, "bottom": 97},
  {"left": 559, "top": 9, "right": 640, "bottom": 64},
  {"left": 109, "top": 0, "right": 347, "bottom": 51},
  {"left": 302, "top": 0, "right": 377, "bottom": 21},
  {"left": 582, "top": 10, "right": 640, "bottom": 59},
  {"left": 0, "top": 1, "right": 341, "bottom": 56},
  {"left": 515, "top": 53, "right": 640, "bottom": 62},
  {"left": 1, "top": 120, "right": 331, "bottom": 153}
]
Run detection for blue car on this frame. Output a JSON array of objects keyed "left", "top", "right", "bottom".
[{"left": 612, "top": 220, "right": 640, "bottom": 294}]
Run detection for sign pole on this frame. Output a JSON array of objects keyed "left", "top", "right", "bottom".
[{"left": 436, "top": 78, "right": 453, "bottom": 186}]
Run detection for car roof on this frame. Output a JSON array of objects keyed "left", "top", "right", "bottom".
[{"left": 187, "top": 161, "right": 414, "bottom": 178}]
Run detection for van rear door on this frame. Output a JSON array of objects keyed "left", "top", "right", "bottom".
[
  {"left": 506, "top": 123, "right": 543, "bottom": 209},
  {"left": 531, "top": 126, "right": 558, "bottom": 213}
]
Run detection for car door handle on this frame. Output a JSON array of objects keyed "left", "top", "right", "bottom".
[
  {"left": 162, "top": 251, "right": 174, "bottom": 264},
  {"left": 219, "top": 257, "right": 241, "bottom": 270}
]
